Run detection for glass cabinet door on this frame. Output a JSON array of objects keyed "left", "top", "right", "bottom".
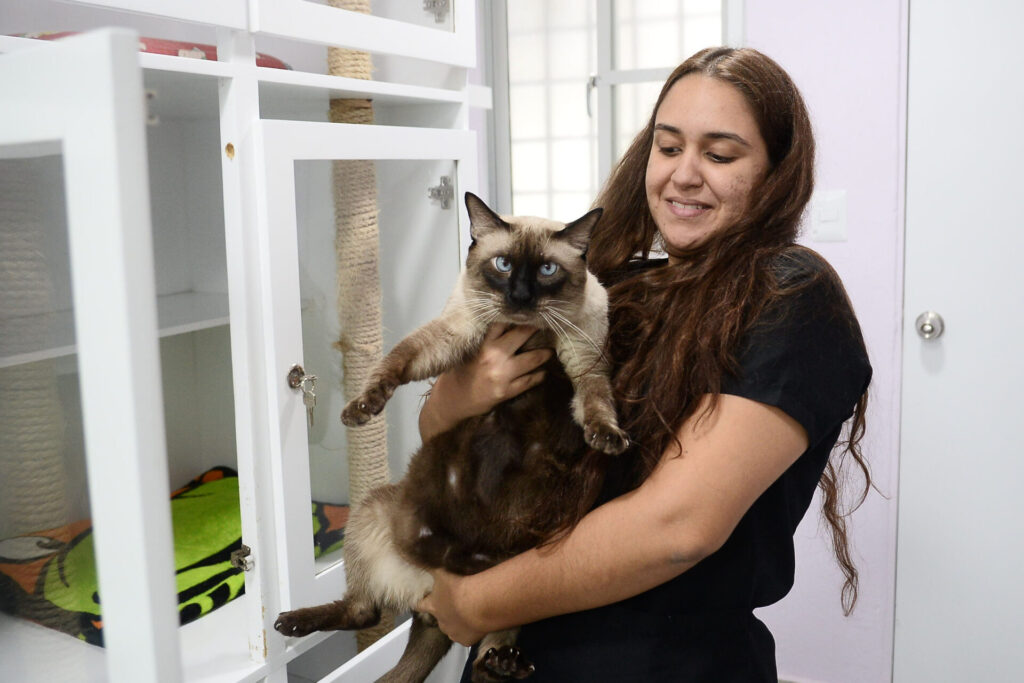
[
  {"left": 0, "top": 30, "right": 180, "bottom": 682},
  {"left": 256, "top": 120, "right": 475, "bottom": 613}
]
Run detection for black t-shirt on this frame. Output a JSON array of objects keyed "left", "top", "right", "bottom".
[{"left": 462, "top": 251, "right": 872, "bottom": 682}]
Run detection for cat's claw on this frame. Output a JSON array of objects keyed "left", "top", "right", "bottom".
[
  {"left": 341, "top": 384, "right": 394, "bottom": 426},
  {"left": 274, "top": 611, "right": 315, "bottom": 638},
  {"left": 585, "top": 421, "right": 629, "bottom": 455},
  {"left": 472, "top": 646, "right": 535, "bottom": 682}
]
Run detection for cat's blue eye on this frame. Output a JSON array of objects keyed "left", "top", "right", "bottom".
[
  {"left": 493, "top": 256, "right": 512, "bottom": 273},
  {"left": 538, "top": 262, "right": 559, "bottom": 276}
]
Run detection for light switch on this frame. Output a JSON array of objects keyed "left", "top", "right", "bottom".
[{"left": 810, "top": 190, "right": 847, "bottom": 242}]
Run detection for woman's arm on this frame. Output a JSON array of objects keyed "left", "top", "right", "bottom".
[
  {"left": 418, "top": 393, "right": 809, "bottom": 645},
  {"left": 418, "top": 323, "right": 553, "bottom": 441}
]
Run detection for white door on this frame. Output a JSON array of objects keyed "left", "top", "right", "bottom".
[
  {"left": 255, "top": 121, "right": 476, "bottom": 614},
  {"left": 896, "top": 1, "right": 1024, "bottom": 680},
  {"left": 254, "top": 120, "right": 475, "bottom": 679},
  {"left": 0, "top": 29, "right": 180, "bottom": 682}
]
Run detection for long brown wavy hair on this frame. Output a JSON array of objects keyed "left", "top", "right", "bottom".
[{"left": 586, "top": 47, "right": 872, "bottom": 615}]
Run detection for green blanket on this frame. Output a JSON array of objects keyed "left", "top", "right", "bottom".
[{"left": 0, "top": 467, "right": 348, "bottom": 645}]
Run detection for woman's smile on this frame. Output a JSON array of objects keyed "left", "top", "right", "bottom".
[{"left": 665, "top": 198, "right": 713, "bottom": 218}]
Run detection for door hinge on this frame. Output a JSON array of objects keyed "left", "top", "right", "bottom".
[
  {"left": 423, "top": 0, "right": 449, "bottom": 23},
  {"left": 428, "top": 176, "right": 455, "bottom": 209},
  {"left": 230, "top": 544, "right": 254, "bottom": 572}
]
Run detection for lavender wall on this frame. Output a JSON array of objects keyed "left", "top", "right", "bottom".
[{"left": 744, "top": 2, "right": 906, "bottom": 681}]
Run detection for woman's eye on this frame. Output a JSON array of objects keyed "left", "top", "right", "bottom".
[
  {"left": 538, "top": 262, "right": 559, "bottom": 276},
  {"left": 493, "top": 256, "right": 512, "bottom": 272},
  {"left": 707, "top": 152, "right": 736, "bottom": 163},
  {"left": 658, "top": 146, "right": 681, "bottom": 156}
]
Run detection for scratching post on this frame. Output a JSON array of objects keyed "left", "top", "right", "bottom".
[
  {"left": 327, "top": 0, "right": 393, "bottom": 651},
  {"left": 0, "top": 159, "right": 71, "bottom": 541}
]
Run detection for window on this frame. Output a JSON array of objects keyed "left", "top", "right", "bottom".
[{"left": 501, "top": 0, "right": 736, "bottom": 219}]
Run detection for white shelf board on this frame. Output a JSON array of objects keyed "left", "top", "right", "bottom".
[
  {"left": 0, "top": 598, "right": 353, "bottom": 683},
  {"left": 0, "top": 34, "right": 46, "bottom": 54},
  {"left": 139, "top": 50, "right": 237, "bottom": 79},
  {"left": 1, "top": 35, "right": 468, "bottom": 122},
  {"left": 0, "top": 291, "right": 229, "bottom": 369},
  {"left": 0, "top": 596, "right": 276, "bottom": 683},
  {"left": 256, "top": 67, "right": 465, "bottom": 106}
]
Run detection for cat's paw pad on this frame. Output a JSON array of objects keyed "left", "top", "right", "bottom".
[
  {"left": 584, "top": 421, "right": 629, "bottom": 455},
  {"left": 340, "top": 385, "right": 393, "bottom": 426},
  {"left": 472, "top": 646, "right": 535, "bottom": 682},
  {"left": 274, "top": 610, "right": 316, "bottom": 638}
]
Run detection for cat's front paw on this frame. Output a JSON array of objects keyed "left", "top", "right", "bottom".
[
  {"left": 274, "top": 609, "right": 318, "bottom": 638},
  {"left": 584, "top": 420, "right": 629, "bottom": 455},
  {"left": 472, "top": 646, "right": 535, "bottom": 682},
  {"left": 340, "top": 384, "right": 394, "bottom": 426}
]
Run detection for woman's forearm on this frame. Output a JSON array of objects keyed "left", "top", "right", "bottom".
[
  {"left": 452, "top": 394, "right": 809, "bottom": 635},
  {"left": 418, "top": 376, "right": 461, "bottom": 443},
  {"left": 461, "top": 483, "right": 701, "bottom": 634}
]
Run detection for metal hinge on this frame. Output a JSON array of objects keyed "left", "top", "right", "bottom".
[
  {"left": 423, "top": 0, "right": 449, "bottom": 23},
  {"left": 230, "top": 544, "right": 254, "bottom": 572},
  {"left": 428, "top": 176, "right": 455, "bottom": 209}
]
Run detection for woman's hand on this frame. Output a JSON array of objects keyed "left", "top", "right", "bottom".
[
  {"left": 419, "top": 323, "right": 552, "bottom": 441},
  {"left": 417, "top": 569, "right": 488, "bottom": 646}
]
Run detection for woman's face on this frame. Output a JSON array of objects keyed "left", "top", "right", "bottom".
[{"left": 645, "top": 74, "right": 770, "bottom": 259}]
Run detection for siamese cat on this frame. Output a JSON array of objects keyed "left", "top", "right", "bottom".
[{"left": 274, "top": 193, "right": 628, "bottom": 683}]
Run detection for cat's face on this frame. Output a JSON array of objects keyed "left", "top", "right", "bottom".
[{"left": 463, "top": 193, "right": 602, "bottom": 326}]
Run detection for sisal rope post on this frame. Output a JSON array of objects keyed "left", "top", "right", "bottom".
[
  {"left": 0, "top": 159, "right": 71, "bottom": 539},
  {"left": 327, "top": 0, "right": 393, "bottom": 651},
  {"left": 0, "top": 158, "right": 80, "bottom": 635}
]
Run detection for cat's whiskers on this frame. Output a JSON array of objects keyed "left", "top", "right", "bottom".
[
  {"left": 540, "top": 310, "right": 579, "bottom": 365},
  {"left": 468, "top": 308, "right": 502, "bottom": 328},
  {"left": 545, "top": 306, "right": 606, "bottom": 359}
]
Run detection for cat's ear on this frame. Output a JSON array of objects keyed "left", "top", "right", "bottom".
[
  {"left": 555, "top": 207, "right": 603, "bottom": 255},
  {"left": 465, "top": 192, "right": 510, "bottom": 242}
]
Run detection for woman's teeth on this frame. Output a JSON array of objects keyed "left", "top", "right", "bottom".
[{"left": 670, "top": 200, "right": 707, "bottom": 210}]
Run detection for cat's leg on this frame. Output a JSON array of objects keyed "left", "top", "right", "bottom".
[
  {"left": 555, "top": 337, "right": 629, "bottom": 455},
  {"left": 572, "top": 367, "right": 629, "bottom": 455},
  {"left": 471, "top": 629, "right": 535, "bottom": 682},
  {"left": 275, "top": 484, "right": 432, "bottom": 638},
  {"left": 273, "top": 597, "right": 381, "bottom": 637},
  {"left": 375, "top": 611, "right": 453, "bottom": 683},
  {"left": 341, "top": 317, "right": 485, "bottom": 426},
  {"left": 274, "top": 488, "right": 393, "bottom": 637}
]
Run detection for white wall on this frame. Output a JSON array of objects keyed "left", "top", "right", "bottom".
[{"left": 745, "top": 2, "right": 905, "bottom": 681}]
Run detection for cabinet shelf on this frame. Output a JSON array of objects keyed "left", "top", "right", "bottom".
[
  {"left": 0, "top": 35, "right": 470, "bottom": 124},
  {"left": 0, "top": 291, "right": 229, "bottom": 369},
  {"left": 0, "top": 595, "right": 300, "bottom": 683}
]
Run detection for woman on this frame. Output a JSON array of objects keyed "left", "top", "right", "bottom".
[{"left": 417, "top": 47, "right": 871, "bottom": 682}]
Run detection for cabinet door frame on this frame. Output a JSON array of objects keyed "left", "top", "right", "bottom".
[
  {"left": 250, "top": 0, "right": 477, "bottom": 68},
  {"left": 253, "top": 120, "right": 476, "bottom": 613},
  {"left": 0, "top": 29, "right": 180, "bottom": 682}
]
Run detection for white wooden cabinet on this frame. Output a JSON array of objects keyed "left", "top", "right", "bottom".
[{"left": 0, "top": 2, "right": 481, "bottom": 681}]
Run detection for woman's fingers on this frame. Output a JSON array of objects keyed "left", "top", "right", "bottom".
[
  {"left": 506, "top": 369, "right": 547, "bottom": 397},
  {"left": 508, "top": 348, "right": 554, "bottom": 378},
  {"left": 483, "top": 322, "right": 511, "bottom": 342},
  {"left": 492, "top": 324, "right": 540, "bottom": 355}
]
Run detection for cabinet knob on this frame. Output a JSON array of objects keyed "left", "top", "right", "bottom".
[{"left": 915, "top": 311, "right": 945, "bottom": 340}]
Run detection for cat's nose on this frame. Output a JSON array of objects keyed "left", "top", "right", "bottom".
[{"left": 507, "top": 283, "right": 533, "bottom": 306}]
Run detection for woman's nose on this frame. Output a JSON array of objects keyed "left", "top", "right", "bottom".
[{"left": 670, "top": 151, "right": 702, "bottom": 188}]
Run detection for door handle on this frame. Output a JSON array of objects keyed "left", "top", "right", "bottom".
[{"left": 915, "top": 311, "right": 945, "bottom": 340}]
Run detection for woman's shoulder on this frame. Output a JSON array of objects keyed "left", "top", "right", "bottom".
[{"left": 770, "top": 245, "right": 835, "bottom": 285}]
